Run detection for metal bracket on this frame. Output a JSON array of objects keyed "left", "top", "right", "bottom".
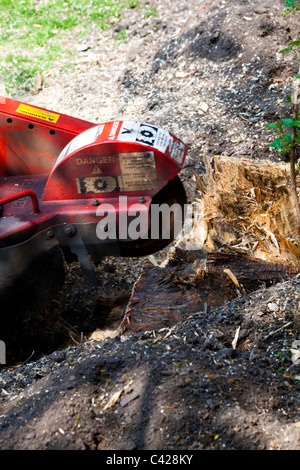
[{"left": 56, "top": 224, "right": 100, "bottom": 287}]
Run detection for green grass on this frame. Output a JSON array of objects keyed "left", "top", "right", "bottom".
[
  {"left": 0, "top": 0, "right": 139, "bottom": 96},
  {"left": 144, "top": 6, "right": 157, "bottom": 17}
]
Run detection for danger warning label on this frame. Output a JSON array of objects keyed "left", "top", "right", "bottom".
[
  {"left": 76, "top": 176, "right": 120, "bottom": 194},
  {"left": 76, "top": 151, "right": 158, "bottom": 194}
]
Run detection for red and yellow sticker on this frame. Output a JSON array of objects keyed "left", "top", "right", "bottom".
[{"left": 16, "top": 103, "right": 60, "bottom": 123}]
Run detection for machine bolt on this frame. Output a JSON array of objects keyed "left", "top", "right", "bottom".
[
  {"left": 64, "top": 224, "right": 76, "bottom": 236},
  {"left": 45, "top": 229, "right": 54, "bottom": 239},
  {"left": 138, "top": 196, "right": 146, "bottom": 204},
  {"left": 92, "top": 199, "right": 100, "bottom": 206}
]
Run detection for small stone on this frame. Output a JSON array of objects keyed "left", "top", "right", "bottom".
[
  {"left": 268, "top": 302, "right": 279, "bottom": 312},
  {"left": 76, "top": 43, "right": 89, "bottom": 52},
  {"left": 216, "top": 348, "right": 237, "bottom": 359},
  {"left": 51, "top": 350, "right": 66, "bottom": 363},
  {"left": 199, "top": 102, "right": 209, "bottom": 113}
]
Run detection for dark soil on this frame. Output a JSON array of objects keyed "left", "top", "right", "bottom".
[{"left": 1, "top": 0, "right": 300, "bottom": 452}]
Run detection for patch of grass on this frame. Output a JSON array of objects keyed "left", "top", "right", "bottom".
[
  {"left": 144, "top": 6, "right": 158, "bottom": 17},
  {"left": 0, "top": 0, "right": 140, "bottom": 96},
  {"left": 115, "top": 28, "right": 128, "bottom": 44}
]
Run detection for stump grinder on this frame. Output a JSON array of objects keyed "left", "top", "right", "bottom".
[{"left": 0, "top": 97, "right": 187, "bottom": 323}]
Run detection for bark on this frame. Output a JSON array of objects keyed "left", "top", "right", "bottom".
[
  {"left": 121, "top": 253, "right": 300, "bottom": 335},
  {"left": 290, "top": 69, "right": 300, "bottom": 230}
]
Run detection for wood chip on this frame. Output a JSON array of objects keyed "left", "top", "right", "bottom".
[
  {"left": 232, "top": 326, "right": 240, "bottom": 349},
  {"left": 103, "top": 380, "right": 133, "bottom": 410}
]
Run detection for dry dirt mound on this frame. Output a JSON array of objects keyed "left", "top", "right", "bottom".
[{"left": 1, "top": 0, "right": 300, "bottom": 452}]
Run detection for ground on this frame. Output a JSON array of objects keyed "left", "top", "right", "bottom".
[{"left": 0, "top": 0, "right": 300, "bottom": 451}]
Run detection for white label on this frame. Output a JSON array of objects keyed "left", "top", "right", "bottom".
[
  {"left": 118, "top": 121, "right": 170, "bottom": 153},
  {"left": 53, "top": 124, "right": 104, "bottom": 170},
  {"left": 168, "top": 137, "right": 186, "bottom": 165}
]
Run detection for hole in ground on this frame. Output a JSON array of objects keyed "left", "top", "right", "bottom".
[{"left": 0, "top": 263, "right": 132, "bottom": 366}]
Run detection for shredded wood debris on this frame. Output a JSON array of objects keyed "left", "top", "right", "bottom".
[
  {"left": 194, "top": 155, "right": 300, "bottom": 267},
  {"left": 103, "top": 380, "right": 133, "bottom": 410}
]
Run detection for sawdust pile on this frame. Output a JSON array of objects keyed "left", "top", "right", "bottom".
[{"left": 194, "top": 155, "right": 300, "bottom": 267}]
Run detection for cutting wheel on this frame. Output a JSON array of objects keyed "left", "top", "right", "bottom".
[{"left": 119, "top": 175, "right": 187, "bottom": 257}]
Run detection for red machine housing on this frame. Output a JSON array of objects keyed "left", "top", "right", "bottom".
[
  {"left": 0, "top": 97, "right": 187, "bottom": 245},
  {"left": 0, "top": 97, "right": 187, "bottom": 320}
]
